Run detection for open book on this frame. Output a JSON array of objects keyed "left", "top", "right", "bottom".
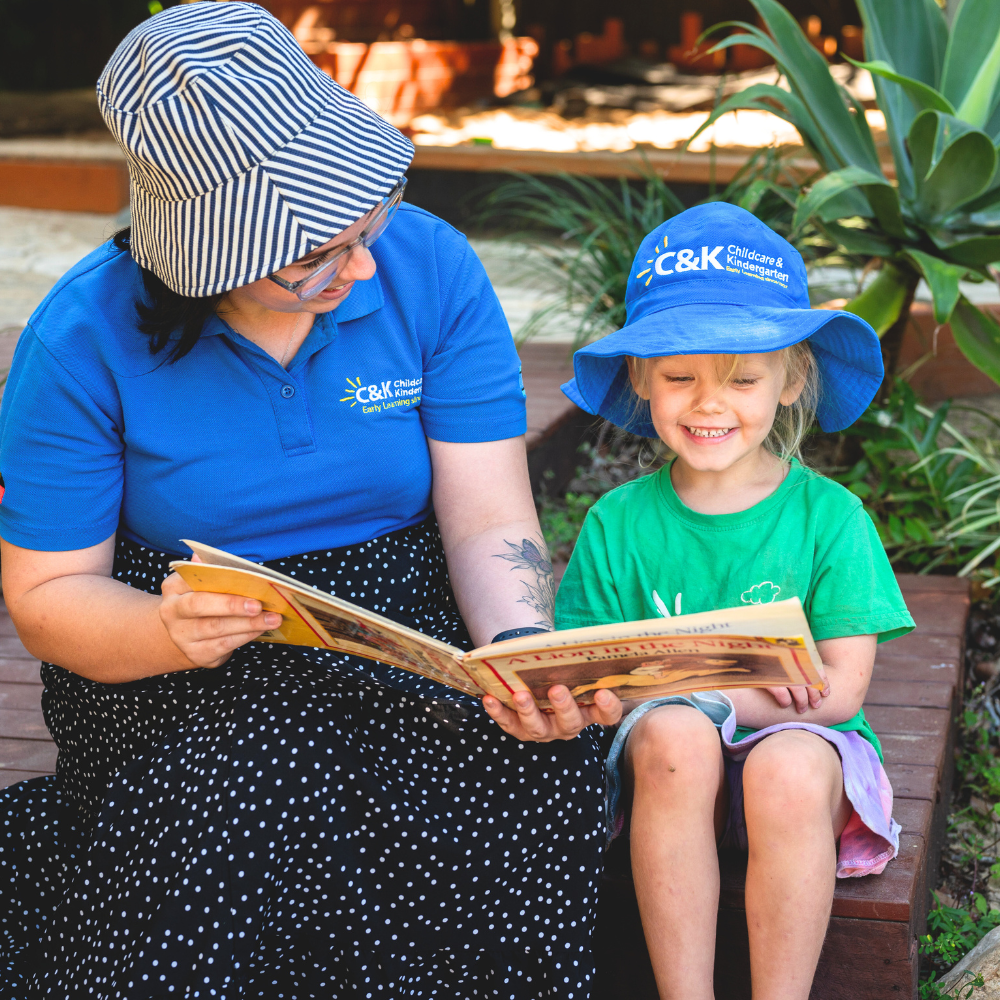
[{"left": 171, "top": 540, "right": 824, "bottom": 711}]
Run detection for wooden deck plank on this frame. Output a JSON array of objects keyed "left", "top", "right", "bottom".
[
  {"left": 0, "top": 739, "right": 57, "bottom": 772},
  {"left": 0, "top": 659, "right": 42, "bottom": 684},
  {"left": 0, "top": 635, "right": 38, "bottom": 660},
  {"left": 892, "top": 797, "right": 934, "bottom": 839},
  {"left": 0, "top": 709, "right": 53, "bottom": 741},
  {"left": 865, "top": 680, "right": 953, "bottom": 710},
  {"left": 875, "top": 635, "right": 961, "bottom": 687},
  {"left": 885, "top": 764, "right": 940, "bottom": 802},
  {"left": 894, "top": 589, "right": 970, "bottom": 638},
  {"left": 0, "top": 683, "right": 42, "bottom": 712},
  {"left": 864, "top": 705, "right": 950, "bottom": 738},
  {"left": 880, "top": 734, "right": 947, "bottom": 773}
]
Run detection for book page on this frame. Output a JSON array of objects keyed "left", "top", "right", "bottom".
[
  {"left": 170, "top": 560, "right": 482, "bottom": 696},
  {"left": 467, "top": 633, "right": 822, "bottom": 711},
  {"left": 463, "top": 599, "right": 824, "bottom": 710}
]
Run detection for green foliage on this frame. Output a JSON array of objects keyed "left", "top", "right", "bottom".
[
  {"left": 538, "top": 491, "right": 596, "bottom": 562},
  {"left": 478, "top": 148, "right": 804, "bottom": 348},
  {"left": 697, "top": 0, "right": 1000, "bottom": 385},
  {"left": 920, "top": 892, "right": 1000, "bottom": 971},
  {"left": 834, "top": 381, "right": 1000, "bottom": 578},
  {"left": 919, "top": 698, "right": 1000, "bottom": 996}
]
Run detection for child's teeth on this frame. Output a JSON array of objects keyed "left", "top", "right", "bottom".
[{"left": 688, "top": 427, "right": 731, "bottom": 438}]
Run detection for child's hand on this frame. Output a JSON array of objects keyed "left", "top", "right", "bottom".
[
  {"left": 482, "top": 685, "right": 622, "bottom": 741},
  {"left": 764, "top": 676, "right": 830, "bottom": 713}
]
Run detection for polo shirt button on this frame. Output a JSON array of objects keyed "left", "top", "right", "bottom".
[{"left": 280, "top": 384, "right": 295, "bottom": 398}]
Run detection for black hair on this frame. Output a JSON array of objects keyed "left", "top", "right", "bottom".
[{"left": 113, "top": 227, "right": 224, "bottom": 362}]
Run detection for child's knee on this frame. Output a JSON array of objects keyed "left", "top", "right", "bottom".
[
  {"left": 626, "top": 706, "right": 722, "bottom": 795},
  {"left": 742, "top": 731, "right": 841, "bottom": 818}
]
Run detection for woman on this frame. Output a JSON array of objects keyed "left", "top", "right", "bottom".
[{"left": 0, "top": 5, "right": 620, "bottom": 997}]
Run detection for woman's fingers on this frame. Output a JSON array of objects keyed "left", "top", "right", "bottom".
[
  {"left": 481, "top": 686, "right": 616, "bottom": 742},
  {"left": 546, "top": 686, "right": 588, "bottom": 736},
  {"left": 159, "top": 587, "right": 282, "bottom": 667}
]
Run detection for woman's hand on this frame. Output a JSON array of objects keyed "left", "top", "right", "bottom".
[
  {"left": 482, "top": 685, "right": 622, "bottom": 742},
  {"left": 159, "top": 568, "right": 281, "bottom": 668}
]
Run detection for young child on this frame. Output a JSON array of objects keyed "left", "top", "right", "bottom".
[{"left": 556, "top": 203, "right": 915, "bottom": 1000}]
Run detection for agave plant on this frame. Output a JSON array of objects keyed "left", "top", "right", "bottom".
[{"left": 697, "top": 0, "right": 1000, "bottom": 385}]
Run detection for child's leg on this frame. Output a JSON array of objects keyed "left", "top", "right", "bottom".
[
  {"left": 741, "top": 730, "right": 853, "bottom": 1000},
  {"left": 624, "top": 705, "right": 728, "bottom": 1000}
]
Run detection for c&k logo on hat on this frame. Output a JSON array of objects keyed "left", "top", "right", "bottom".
[
  {"left": 635, "top": 236, "right": 724, "bottom": 287},
  {"left": 636, "top": 234, "right": 791, "bottom": 290}
]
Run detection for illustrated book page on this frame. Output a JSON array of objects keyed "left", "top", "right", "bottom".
[{"left": 171, "top": 541, "right": 824, "bottom": 710}]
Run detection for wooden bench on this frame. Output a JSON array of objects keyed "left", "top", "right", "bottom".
[{"left": 595, "top": 574, "right": 968, "bottom": 1000}]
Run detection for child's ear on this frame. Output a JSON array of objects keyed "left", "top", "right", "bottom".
[
  {"left": 627, "top": 357, "right": 651, "bottom": 400},
  {"left": 779, "top": 358, "right": 809, "bottom": 406}
]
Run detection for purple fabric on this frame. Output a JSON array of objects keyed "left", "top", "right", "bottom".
[{"left": 605, "top": 693, "right": 900, "bottom": 878}]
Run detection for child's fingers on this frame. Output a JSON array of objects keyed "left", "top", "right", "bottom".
[
  {"left": 766, "top": 686, "right": 793, "bottom": 708},
  {"left": 806, "top": 683, "right": 830, "bottom": 708},
  {"left": 788, "top": 686, "right": 810, "bottom": 713}
]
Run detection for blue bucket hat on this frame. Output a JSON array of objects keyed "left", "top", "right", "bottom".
[{"left": 561, "top": 202, "right": 883, "bottom": 434}]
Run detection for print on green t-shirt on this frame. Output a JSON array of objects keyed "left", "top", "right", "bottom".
[{"left": 554, "top": 459, "right": 915, "bottom": 761}]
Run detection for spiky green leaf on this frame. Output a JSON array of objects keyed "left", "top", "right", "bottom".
[
  {"left": 844, "top": 261, "right": 917, "bottom": 336},
  {"left": 942, "top": 0, "right": 1000, "bottom": 119},
  {"left": 908, "top": 110, "right": 998, "bottom": 218},
  {"left": 855, "top": 0, "right": 948, "bottom": 199},
  {"left": 955, "top": 31, "right": 1000, "bottom": 129},
  {"left": 844, "top": 57, "right": 954, "bottom": 115},
  {"left": 941, "top": 237, "right": 1000, "bottom": 268},
  {"left": 822, "top": 222, "right": 896, "bottom": 257},
  {"left": 793, "top": 166, "right": 892, "bottom": 232},
  {"left": 683, "top": 83, "right": 838, "bottom": 168},
  {"left": 903, "top": 249, "right": 966, "bottom": 325},
  {"left": 744, "top": 0, "right": 883, "bottom": 173},
  {"left": 949, "top": 296, "right": 1000, "bottom": 385}
]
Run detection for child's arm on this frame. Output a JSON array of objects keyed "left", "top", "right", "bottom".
[{"left": 727, "top": 634, "right": 876, "bottom": 729}]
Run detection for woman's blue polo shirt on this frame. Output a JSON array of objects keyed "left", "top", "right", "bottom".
[{"left": 0, "top": 205, "right": 527, "bottom": 561}]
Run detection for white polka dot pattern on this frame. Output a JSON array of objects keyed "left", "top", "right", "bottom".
[{"left": 0, "top": 519, "right": 608, "bottom": 998}]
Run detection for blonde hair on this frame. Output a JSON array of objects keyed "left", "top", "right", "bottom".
[{"left": 625, "top": 342, "right": 820, "bottom": 463}]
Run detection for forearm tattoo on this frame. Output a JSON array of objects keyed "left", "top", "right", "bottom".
[{"left": 493, "top": 536, "right": 555, "bottom": 629}]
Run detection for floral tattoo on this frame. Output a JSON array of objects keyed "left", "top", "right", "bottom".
[{"left": 494, "top": 536, "right": 555, "bottom": 628}]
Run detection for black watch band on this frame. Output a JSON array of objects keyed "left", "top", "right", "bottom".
[{"left": 491, "top": 626, "right": 552, "bottom": 644}]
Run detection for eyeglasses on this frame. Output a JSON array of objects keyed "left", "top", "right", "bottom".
[{"left": 268, "top": 177, "right": 407, "bottom": 301}]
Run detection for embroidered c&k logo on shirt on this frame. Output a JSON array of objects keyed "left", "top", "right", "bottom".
[
  {"left": 740, "top": 581, "right": 781, "bottom": 605},
  {"left": 340, "top": 375, "right": 422, "bottom": 414}
]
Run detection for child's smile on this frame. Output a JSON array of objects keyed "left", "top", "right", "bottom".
[{"left": 683, "top": 425, "right": 737, "bottom": 441}]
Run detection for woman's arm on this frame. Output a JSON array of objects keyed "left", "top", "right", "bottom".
[
  {"left": 1, "top": 536, "right": 281, "bottom": 683},
  {"left": 727, "top": 634, "right": 876, "bottom": 730},
  {"left": 429, "top": 436, "right": 622, "bottom": 740}
]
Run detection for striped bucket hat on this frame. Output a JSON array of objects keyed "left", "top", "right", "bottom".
[{"left": 97, "top": 1, "right": 414, "bottom": 297}]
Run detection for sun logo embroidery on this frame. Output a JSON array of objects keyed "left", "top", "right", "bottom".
[
  {"left": 340, "top": 376, "right": 364, "bottom": 407},
  {"left": 635, "top": 237, "right": 666, "bottom": 288},
  {"left": 740, "top": 581, "right": 781, "bottom": 605}
]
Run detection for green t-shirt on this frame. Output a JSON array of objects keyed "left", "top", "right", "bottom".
[{"left": 554, "top": 460, "right": 915, "bottom": 761}]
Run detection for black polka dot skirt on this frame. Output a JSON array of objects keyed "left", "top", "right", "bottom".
[{"left": 0, "top": 518, "right": 607, "bottom": 999}]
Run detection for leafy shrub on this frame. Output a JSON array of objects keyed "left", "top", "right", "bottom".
[{"left": 835, "top": 381, "right": 1000, "bottom": 579}]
